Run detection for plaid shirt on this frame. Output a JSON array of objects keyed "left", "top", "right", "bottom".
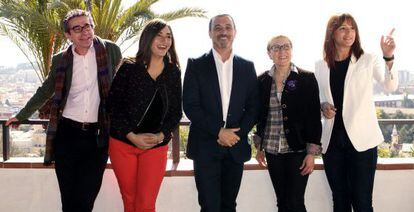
[
  {"left": 257, "top": 64, "right": 321, "bottom": 155},
  {"left": 262, "top": 65, "right": 301, "bottom": 154}
]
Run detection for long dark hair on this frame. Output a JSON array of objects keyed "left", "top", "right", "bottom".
[
  {"left": 135, "top": 19, "right": 180, "bottom": 68},
  {"left": 323, "top": 13, "right": 364, "bottom": 70}
]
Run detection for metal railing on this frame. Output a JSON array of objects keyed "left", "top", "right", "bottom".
[
  {"left": 1, "top": 119, "right": 414, "bottom": 163},
  {"left": 0, "top": 119, "right": 188, "bottom": 163}
]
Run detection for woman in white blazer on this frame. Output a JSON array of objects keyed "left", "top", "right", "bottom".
[{"left": 315, "top": 13, "right": 398, "bottom": 212}]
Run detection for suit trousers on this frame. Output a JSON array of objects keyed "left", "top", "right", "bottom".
[
  {"left": 54, "top": 119, "right": 108, "bottom": 212},
  {"left": 265, "top": 152, "right": 309, "bottom": 212},
  {"left": 193, "top": 147, "right": 244, "bottom": 212},
  {"left": 109, "top": 137, "right": 168, "bottom": 212},
  {"left": 323, "top": 129, "right": 377, "bottom": 212}
]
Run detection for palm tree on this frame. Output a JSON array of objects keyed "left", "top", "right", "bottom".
[
  {"left": 0, "top": 0, "right": 205, "bottom": 119},
  {"left": 0, "top": 0, "right": 67, "bottom": 81},
  {"left": 0, "top": 0, "right": 206, "bottom": 83}
]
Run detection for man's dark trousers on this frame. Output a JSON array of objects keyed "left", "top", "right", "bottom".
[
  {"left": 194, "top": 147, "right": 244, "bottom": 212},
  {"left": 54, "top": 119, "right": 108, "bottom": 212}
]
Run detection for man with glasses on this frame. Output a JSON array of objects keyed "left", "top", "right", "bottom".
[{"left": 6, "top": 9, "right": 122, "bottom": 212}]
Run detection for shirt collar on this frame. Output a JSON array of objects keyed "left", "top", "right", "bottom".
[
  {"left": 268, "top": 63, "right": 298, "bottom": 77},
  {"left": 212, "top": 48, "right": 234, "bottom": 63},
  {"left": 72, "top": 43, "right": 95, "bottom": 56}
]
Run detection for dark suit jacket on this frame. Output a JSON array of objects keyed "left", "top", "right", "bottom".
[
  {"left": 183, "top": 51, "right": 259, "bottom": 163},
  {"left": 256, "top": 67, "right": 322, "bottom": 150}
]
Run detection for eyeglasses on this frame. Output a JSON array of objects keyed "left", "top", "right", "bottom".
[
  {"left": 70, "top": 23, "right": 94, "bottom": 33},
  {"left": 269, "top": 43, "right": 291, "bottom": 52}
]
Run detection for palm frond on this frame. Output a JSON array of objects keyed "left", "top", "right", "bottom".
[
  {"left": 0, "top": 22, "right": 41, "bottom": 81},
  {"left": 0, "top": 0, "right": 207, "bottom": 81},
  {"left": 156, "top": 7, "right": 207, "bottom": 21}
]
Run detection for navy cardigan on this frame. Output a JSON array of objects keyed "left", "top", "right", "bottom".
[{"left": 256, "top": 67, "right": 322, "bottom": 150}]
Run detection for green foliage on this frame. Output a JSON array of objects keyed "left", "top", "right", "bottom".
[
  {"left": 378, "top": 109, "right": 414, "bottom": 144},
  {"left": 89, "top": 0, "right": 206, "bottom": 48},
  {"left": 179, "top": 125, "right": 189, "bottom": 157},
  {"left": 0, "top": 0, "right": 67, "bottom": 82},
  {"left": 378, "top": 146, "right": 391, "bottom": 158},
  {"left": 39, "top": 148, "right": 45, "bottom": 157}
]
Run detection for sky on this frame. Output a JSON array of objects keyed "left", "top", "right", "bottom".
[{"left": 1, "top": 0, "right": 413, "bottom": 75}]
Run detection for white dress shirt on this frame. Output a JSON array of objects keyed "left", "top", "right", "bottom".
[
  {"left": 62, "top": 45, "right": 100, "bottom": 123},
  {"left": 212, "top": 48, "right": 234, "bottom": 124},
  {"left": 315, "top": 53, "right": 398, "bottom": 153}
]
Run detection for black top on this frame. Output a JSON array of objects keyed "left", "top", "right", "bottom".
[
  {"left": 108, "top": 58, "right": 182, "bottom": 147},
  {"left": 133, "top": 89, "right": 164, "bottom": 134},
  {"left": 256, "top": 68, "right": 322, "bottom": 150},
  {"left": 330, "top": 56, "right": 351, "bottom": 130}
]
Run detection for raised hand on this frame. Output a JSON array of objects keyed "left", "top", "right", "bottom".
[{"left": 381, "top": 28, "right": 396, "bottom": 58}]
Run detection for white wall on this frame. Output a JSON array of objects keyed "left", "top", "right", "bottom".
[{"left": 0, "top": 168, "right": 413, "bottom": 212}]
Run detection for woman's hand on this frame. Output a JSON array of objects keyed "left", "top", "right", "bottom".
[
  {"left": 156, "top": 132, "right": 165, "bottom": 143},
  {"left": 321, "top": 102, "right": 336, "bottom": 119},
  {"left": 381, "top": 28, "right": 396, "bottom": 58},
  {"left": 300, "top": 154, "right": 315, "bottom": 176},
  {"left": 256, "top": 150, "right": 267, "bottom": 167},
  {"left": 126, "top": 132, "right": 159, "bottom": 150}
]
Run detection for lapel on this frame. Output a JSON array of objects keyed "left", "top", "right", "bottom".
[
  {"left": 343, "top": 54, "right": 357, "bottom": 98},
  {"left": 227, "top": 55, "right": 240, "bottom": 116},
  {"left": 283, "top": 70, "right": 298, "bottom": 95},
  {"left": 65, "top": 62, "right": 74, "bottom": 92},
  {"left": 321, "top": 61, "right": 334, "bottom": 104},
  {"left": 322, "top": 54, "right": 356, "bottom": 105},
  {"left": 205, "top": 51, "right": 223, "bottom": 116}
]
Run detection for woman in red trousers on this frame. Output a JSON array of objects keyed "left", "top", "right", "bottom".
[{"left": 107, "top": 19, "right": 182, "bottom": 212}]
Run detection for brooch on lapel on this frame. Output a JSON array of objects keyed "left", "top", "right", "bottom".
[{"left": 285, "top": 80, "right": 298, "bottom": 91}]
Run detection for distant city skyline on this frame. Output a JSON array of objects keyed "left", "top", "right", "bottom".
[{"left": 1, "top": 0, "right": 413, "bottom": 75}]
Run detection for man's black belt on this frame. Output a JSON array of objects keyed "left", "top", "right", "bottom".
[{"left": 60, "top": 117, "right": 98, "bottom": 131}]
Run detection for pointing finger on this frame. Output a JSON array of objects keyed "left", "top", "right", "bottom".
[{"left": 388, "top": 28, "right": 395, "bottom": 36}]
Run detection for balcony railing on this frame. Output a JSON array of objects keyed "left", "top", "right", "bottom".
[
  {"left": 0, "top": 119, "right": 190, "bottom": 173},
  {"left": 1, "top": 119, "right": 414, "bottom": 172}
]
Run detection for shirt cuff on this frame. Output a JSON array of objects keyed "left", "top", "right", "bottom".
[
  {"left": 252, "top": 134, "right": 263, "bottom": 150},
  {"left": 306, "top": 143, "right": 322, "bottom": 155}
]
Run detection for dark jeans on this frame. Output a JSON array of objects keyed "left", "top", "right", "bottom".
[
  {"left": 265, "top": 152, "right": 309, "bottom": 212},
  {"left": 323, "top": 129, "right": 377, "bottom": 212},
  {"left": 54, "top": 120, "right": 108, "bottom": 212},
  {"left": 193, "top": 147, "right": 244, "bottom": 212}
]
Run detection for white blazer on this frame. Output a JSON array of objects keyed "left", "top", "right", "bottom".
[{"left": 315, "top": 53, "right": 398, "bottom": 153}]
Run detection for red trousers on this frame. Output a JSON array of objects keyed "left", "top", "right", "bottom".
[{"left": 109, "top": 137, "right": 168, "bottom": 212}]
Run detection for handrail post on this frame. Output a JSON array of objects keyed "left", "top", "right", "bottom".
[
  {"left": 172, "top": 126, "right": 180, "bottom": 164},
  {"left": 2, "top": 124, "right": 10, "bottom": 161}
]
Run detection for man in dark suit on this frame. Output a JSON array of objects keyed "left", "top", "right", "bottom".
[{"left": 183, "top": 14, "right": 259, "bottom": 212}]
